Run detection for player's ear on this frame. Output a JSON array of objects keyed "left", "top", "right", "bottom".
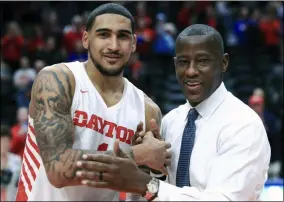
[
  {"left": 82, "top": 31, "right": 89, "bottom": 50},
  {"left": 132, "top": 34, "right": 137, "bottom": 53}
]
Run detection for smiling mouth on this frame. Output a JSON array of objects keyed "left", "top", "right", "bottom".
[
  {"left": 103, "top": 56, "right": 122, "bottom": 64},
  {"left": 185, "top": 81, "right": 202, "bottom": 87},
  {"left": 104, "top": 56, "right": 121, "bottom": 59},
  {"left": 103, "top": 53, "right": 122, "bottom": 59}
]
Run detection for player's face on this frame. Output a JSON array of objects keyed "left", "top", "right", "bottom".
[
  {"left": 82, "top": 14, "right": 136, "bottom": 76},
  {"left": 174, "top": 35, "right": 229, "bottom": 106}
]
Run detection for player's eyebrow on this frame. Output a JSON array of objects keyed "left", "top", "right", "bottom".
[{"left": 95, "top": 28, "right": 132, "bottom": 35}]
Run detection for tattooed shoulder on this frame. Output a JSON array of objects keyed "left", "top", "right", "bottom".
[{"left": 30, "top": 64, "right": 75, "bottom": 119}]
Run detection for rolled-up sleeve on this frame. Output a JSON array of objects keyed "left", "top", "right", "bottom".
[{"left": 157, "top": 121, "right": 271, "bottom": 201}]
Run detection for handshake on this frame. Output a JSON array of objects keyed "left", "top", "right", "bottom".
[
  {"left": 131, "top": 119, "right": 172, "bottom": 175},
  {"left": 75, "top": 119, "right": 172, "bottom": 194}
]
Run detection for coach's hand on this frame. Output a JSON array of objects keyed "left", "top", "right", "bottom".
[
  {"left": 76, "top": 140, "right": 151, "bottom": 195},
  {"left": 140, "top": 132, "right": 171, "bottom": 175}
]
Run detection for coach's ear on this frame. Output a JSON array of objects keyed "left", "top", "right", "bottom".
[
  {"left": 132, "top": 34, "right": 137, "bottom": 53},
  {"left": 82, "top": 31, "right": 89, "bottom": 50},
  {"left": 222, "top": 53, "right": 229, "bottom": 73}
]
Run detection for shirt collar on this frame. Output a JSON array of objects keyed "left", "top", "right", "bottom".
[{"left": 185, "top": 82, "right": 228, "bottom": 121}]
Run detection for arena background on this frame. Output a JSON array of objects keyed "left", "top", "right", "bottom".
[{"left": 1, "top": 1, "right": 283, "bottom": 201}]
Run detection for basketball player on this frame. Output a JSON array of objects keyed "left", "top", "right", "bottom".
[{"left": 15, "top": 3, "right": 171, "bottom": 201}]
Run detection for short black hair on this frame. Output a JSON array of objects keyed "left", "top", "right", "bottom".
[
  {"left": 1, "top": 125, "right": 11, "bottom": 138},
  {"left": 176, "top": 24, "right": 224, "bottom": 54},
  {"left": 86, "top": 3, "right": 135, "bottom": 33}
]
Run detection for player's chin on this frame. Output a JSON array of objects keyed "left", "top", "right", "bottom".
[
  {"left": 103, "top": 60, "right": 124, "bottom": 69},
  {"left": 101, "top": 65, "right": 124, "bottom": 76}
]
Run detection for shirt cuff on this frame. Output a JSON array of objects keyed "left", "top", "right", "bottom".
[
  {"left": 157, "top": 181, "right": 203, "bottom": 201},
  {"left": 158, "top": 180, "right": 180, "bottom": 201}
]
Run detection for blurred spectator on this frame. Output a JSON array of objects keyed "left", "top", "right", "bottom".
[
  {"left": 35, "top": 36, "right": 67, "bottom": 65},
  {"left": 13, "top": 57, "right": 36, "bottom": 90},
  {"left": 41, "top": 11, "right": 62, "bottom": 45},
  {"left": 63, "top": 15, "right": 84, "bottom": 54},
  {"left": 1, "top": 22, "right": 25, "bottom": 70},
  {"left": 215, "top": 2, "right": 237, "bottom": 47},
  {"left": 195, "top": 1, "right": 211, "bottom": 15},
  {"left": 204, "top": 5, "right": 217, "bottom": 28},
  {"left": 135, "top": 14, "right": 155, "bottom": 60},
  {"left": 259, "top": 5, "right": 281, "bottom": 62},
  {"left": 13, "top": 57, "right": 36, "bottom": 108},
  {"left": 245, "top": 8, "right": 264, "bottom": 49},
  {"left": 153, "top": 15, "right": 176, "bottom": 76},
  {"left": 153, "top": 13, "right": 175, "bottom": 56},
  {"left": 234, "top": 6, "right": 250, "bottom": 46},
  {"left": 27, "top": 26, "right": 45, "bottom": 56},
  {"left": 15, "top": 80, "right": 33, "bottom": 109},
  {"left": 248, "top": 93, "right": 282, "bottom": 176},
  {"left": 127, "top": 52, "right": 144, "bottom": 82},
  {"left": 68, "top": 40, "right": 88, "bottom": 62},
  {"left": 177, "top": 2, "right": 196, "bottom": 30},
  {"left": 135, "top": 2, "right": 152, "bottom": 30},
  {"left": 1, "top": 125, "right": 22, "bottom": 201},
  {"left": 34, "top": 59, "right": 46, "bottom": 73},
  {"left": 10, "top": 107, "right": 29, "bottom": 158}
]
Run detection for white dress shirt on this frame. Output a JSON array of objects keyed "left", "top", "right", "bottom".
[{"left": 158, "top": 82, "right": 271, "bottom": 201}]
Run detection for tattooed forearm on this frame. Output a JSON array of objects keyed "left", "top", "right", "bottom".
[{"left": 30, "top": 66, "right": 101, "bottom": 187}]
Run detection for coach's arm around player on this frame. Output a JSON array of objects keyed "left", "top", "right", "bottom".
[{"left": 29, "top": 64, "right": 171, "bottom": 188}]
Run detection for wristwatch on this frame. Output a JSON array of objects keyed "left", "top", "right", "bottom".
[{"left": 143, "top": 177, "right": 159, "bottom": 201}]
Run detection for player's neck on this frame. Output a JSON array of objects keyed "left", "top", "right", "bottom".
[{"left": 84, "top": 61, "right": 124, "bottom": 93}]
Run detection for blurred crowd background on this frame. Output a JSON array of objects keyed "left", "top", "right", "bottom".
[{"left": 1, "top": 1, "right": 283, "bottom": 201}]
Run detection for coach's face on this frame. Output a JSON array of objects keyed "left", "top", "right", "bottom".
[
  {"left": 174, "top": 35, "right": 229, "bottom": 106},
  {"left": 82, "top": 14, "right": 136, "bottom": 76}
]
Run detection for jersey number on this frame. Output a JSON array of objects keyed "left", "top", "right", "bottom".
[{"left": 97, "top": 143, "right": 108, "bottom": 151}]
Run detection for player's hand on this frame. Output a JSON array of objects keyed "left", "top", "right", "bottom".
[
  {"left": 131, "top": 122, "right": 144, "bottom": 145},
  {"left": 148, "top": 119, "right": 162, "bottom": 140},
  {"left": 76, "top": 140, "right": 150, "bottom": 195},
  {"left": 133, "top": 119, "right": 162, "bottom": 145},
  {"left": 141, "top": 132, "right": 171, "bottom": 175}
]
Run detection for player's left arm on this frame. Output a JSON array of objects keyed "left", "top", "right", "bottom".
[
  {"left": 137, "top": 94, "right": 167, "bottom": 179},
  {"left": 144, "top": 94, "right": 163, "bottom": 135}
]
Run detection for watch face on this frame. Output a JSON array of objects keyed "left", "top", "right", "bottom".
[{"left": 148, "top": 182, "right": 158, "bottom": 193}]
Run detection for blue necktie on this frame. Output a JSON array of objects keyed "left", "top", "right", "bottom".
[{"left": 176, "top": 108, "right": 199, "bottom": 187}]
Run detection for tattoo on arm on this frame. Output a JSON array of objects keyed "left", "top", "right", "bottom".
[{"left": 31, "top": 68, "right": 84, "bottom": 185}]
